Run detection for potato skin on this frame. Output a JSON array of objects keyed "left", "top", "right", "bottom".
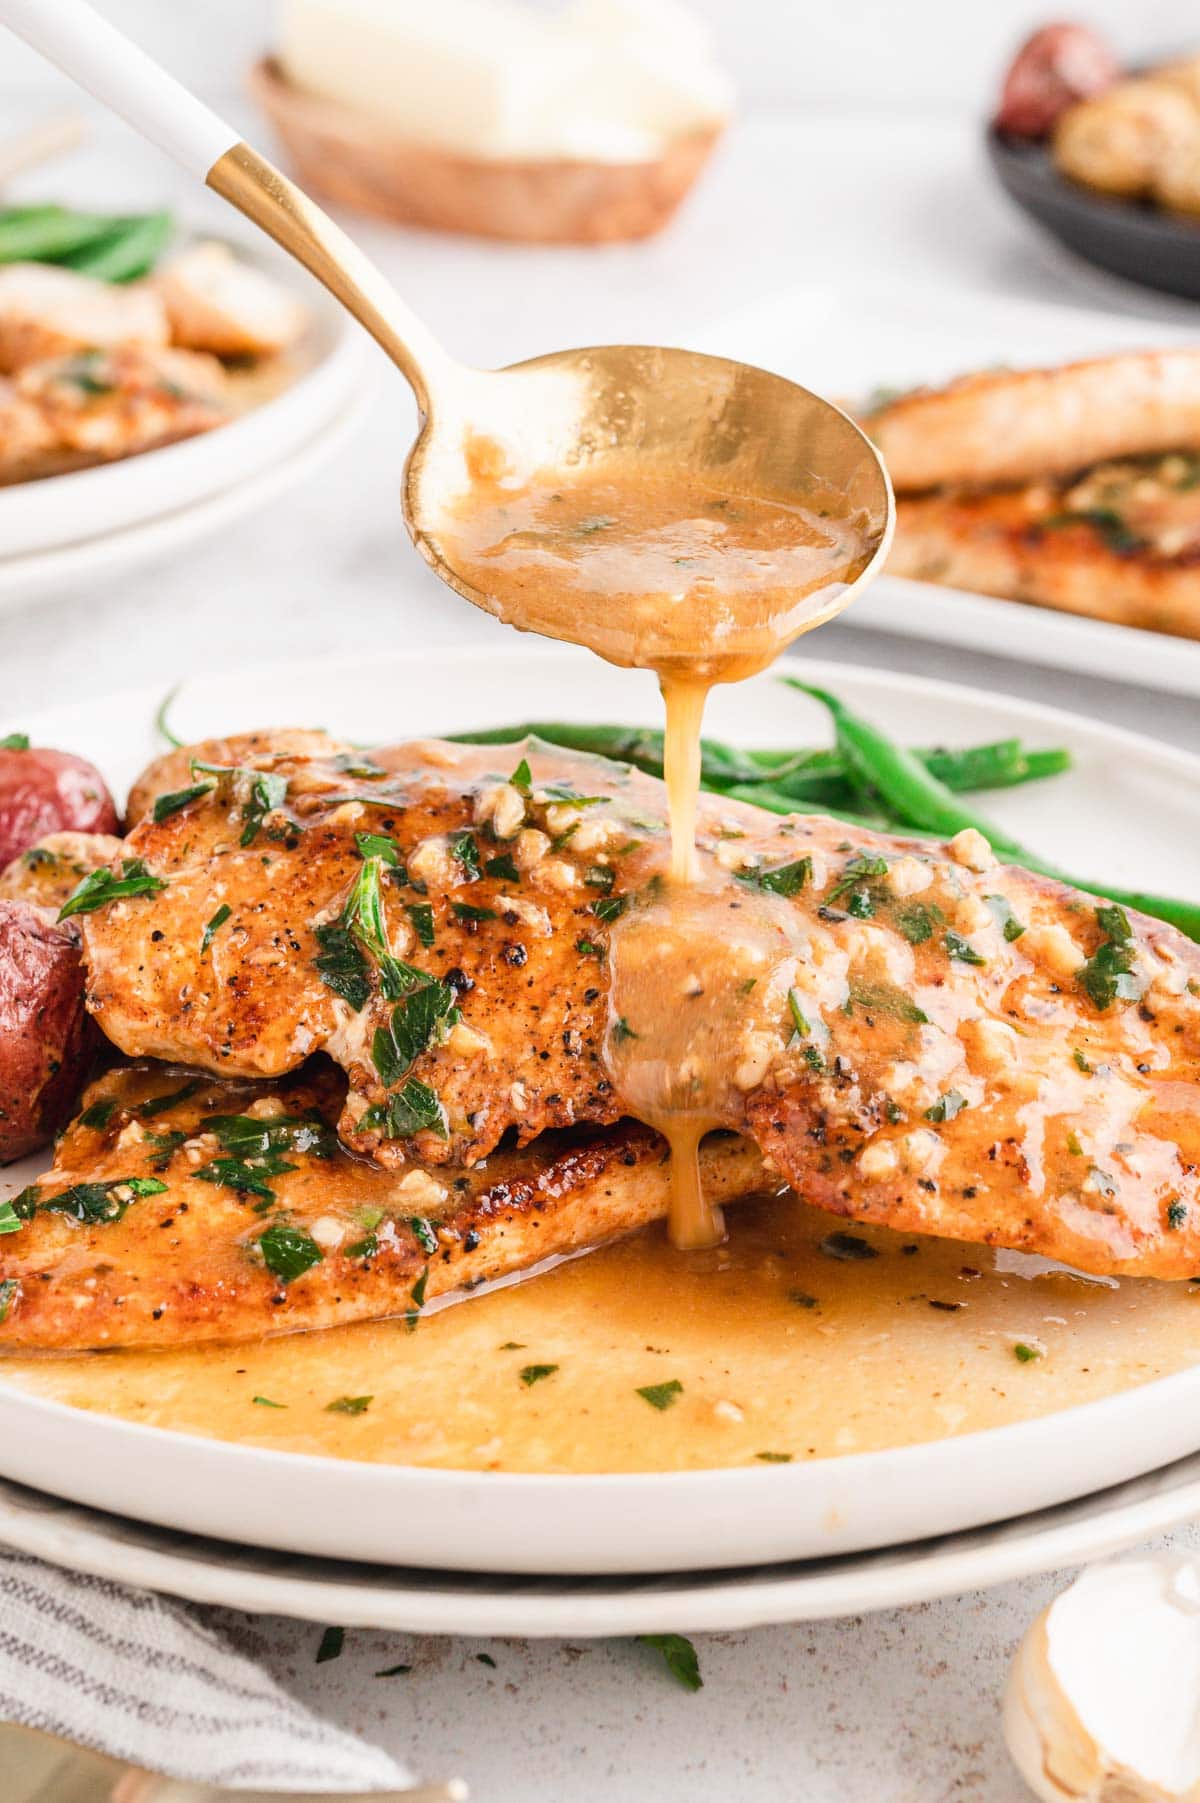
[
  {"left": 0, "top": 899, "right": 93, "bottom": 1163},
  {"left": 0, "top": 746, "right": 119, "bottom": 871}
]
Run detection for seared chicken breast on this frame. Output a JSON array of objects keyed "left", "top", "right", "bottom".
[
  {"left": 0, "top": 1063, "right": 766, "bottom": 1349},
  {"left": 63, "top": 733, "right": 1200, "bottom": 1282},
  {"left": 865, "top": 350, "right": 1200, "bottom": 491},
  {"left": 890, "top": 452, "right": 1200, "bottom": 637},
  {"left": 0, "top": 345, "right": 228, "bottom": 483},
  {"left": 0, "top": 262, "right": 167, "bottom": 374},
  {"left": 154, "top": 241, "right": 308, "bottom": 360}
]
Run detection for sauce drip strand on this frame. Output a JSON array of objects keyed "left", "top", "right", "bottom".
[{"left": 442, "top": 461, "right": 879, "bottom": 1247}]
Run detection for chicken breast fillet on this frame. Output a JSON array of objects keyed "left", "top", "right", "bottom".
[
  {"left": 889, "top": 453, "right": 1200, "bottom": 637},
  {"left": 71, "top": 733, "right": 1200, "bottom": 1281},
  {"left": 0, "top": 1062, "right": 766, "bottom": 1349},
  {"left": 154, "top": 241, "right": 308, "bottom": 359},
  {"left": 864, "top": 351, "right": 1200, "bottom": 491},
  {"left": 0, "top": 345, "right": 228, "bottom": 483},
  {"left": 0, "top": 263, "right": 168, "bottom": 374}
]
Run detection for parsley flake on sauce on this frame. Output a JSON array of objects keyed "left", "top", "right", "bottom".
[
  {"left": 737, "top": 856, "right": 813, "bottom": 898},
  {"left": 1078, "top": 904, "right": 1145, "bottom": 1012},
  {"left": 636, "top": 1379, "right": 683, "bottom": 1411},
  {"left": 200, "top": 903, "right": 231, "bottom": 954},
  {"left": 519, "top": 1363, "right": 559, "bottom": 1386},
  {"left": 326, "top": 1394, "right": 373, "bottom": 1415},
  {"left": 257, "top": 1222, "right": 323, "bottom": 1282}
]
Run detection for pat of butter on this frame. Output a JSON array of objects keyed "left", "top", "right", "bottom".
[{"left": 277, "top": 0, "right": 733, "bottom": 163}]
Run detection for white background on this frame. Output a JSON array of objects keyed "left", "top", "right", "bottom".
[
  {"left": 3, "top": 4, "right": 1200, "bottom": 1800},
  {"left": 1, "top": 0, "right": 1197, "bottom": 109}
]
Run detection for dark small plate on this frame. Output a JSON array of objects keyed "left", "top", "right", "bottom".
[{"left": 987, "top": 126, "right": 1200, "bottom": 300}]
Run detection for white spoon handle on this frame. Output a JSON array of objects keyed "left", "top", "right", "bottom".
[{"left": 0, "top": 0, "right": 236, "bottom": 177}]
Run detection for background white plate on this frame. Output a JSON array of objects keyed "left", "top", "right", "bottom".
[
  {"left": 696, "top": 283, "right": 1200, "bottom": 696},
  {"left": 3, "top": 645, "right": 1200, "bottom": 1577},
  {"left": 0, "top": 233, "right": 366, "bottom": 566}
]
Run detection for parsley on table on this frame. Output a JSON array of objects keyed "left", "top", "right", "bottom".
[{"left": 639, "top": 1634, "right": 702, "bottom": 1692}]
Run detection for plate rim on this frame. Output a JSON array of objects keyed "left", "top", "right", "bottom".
[{"left": 6, "top": 643, "right": 1200, "bottom": 1576}]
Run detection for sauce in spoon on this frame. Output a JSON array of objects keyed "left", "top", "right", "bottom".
[{"left": 442, "top": 452, "right": 883, "bottom": 1246}]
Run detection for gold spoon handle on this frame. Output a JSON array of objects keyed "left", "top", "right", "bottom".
[{"left": 0, "top": 0, "right": 454, "bottom": 411}]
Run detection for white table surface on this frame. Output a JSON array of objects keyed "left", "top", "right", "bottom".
[{"left": 5, "top": 102, "right": 1200, "bottom": 1800}]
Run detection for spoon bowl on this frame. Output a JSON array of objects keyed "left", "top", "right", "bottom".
[{"left": 405, "top": 342, "right": 892, "bottom": 670}]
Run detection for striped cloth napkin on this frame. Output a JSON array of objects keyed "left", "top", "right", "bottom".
[{"left": 0, "top": 1549, "right": 410, "bottom": 1792}]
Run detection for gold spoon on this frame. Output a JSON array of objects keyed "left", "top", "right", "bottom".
[{"left": 0, "top": 0, "right": 892, "bottom": 648}]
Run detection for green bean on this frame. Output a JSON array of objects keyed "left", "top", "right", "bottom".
[
  {"left": 0, "top": 205, "right": 114, "bottom": 264},
  {"left": 64, "top": 212, "right": 172, "bottom": 282},
  {"left": 792, "top": 682, "right": 1200, "bottom": 942}
]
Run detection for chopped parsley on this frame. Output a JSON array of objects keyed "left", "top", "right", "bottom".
[
  {"left": 576, "top": 937, "right": 604, "bottom": 958},
  {"left": 485, "top": 853, "right": 521, "bottom": 882},
  {"left": 78, "top": 1098, "right": 117, "bottom": 1130},
  {"left": 510, "top": 757, "right": 532, "bottom": 791},
  {"left": 519, "top": 1363, "right": 559, "bottom": 1386},
  {"left": 59, "top": 858, "right": 165, "bottom": 920},
  {"left": 152, "top": 780, "right": 215, "bottom": 822},
  {"left": 406, "top": 902, "right": 436, "bottom": 947},
  {"left": 449, "top": 830, "right": 481, "bottom": 880},
  {"left": 639, "top": 1634, "right": 702, "bottom": 1692},
  {"left": 1168, "top": 1200, "right": 1188, "bottom": 1231},
  {"left": 985, "top": 894, "right": 1026, "bottom": 941},
  {"left": 591, "top": 893, "right": 628, "bottom": 923},
  {"left": 409, "top": 1215, "right": 439, "bottom": 1256},
  {"left": 453, "top": 902, "right": 497, "bottom": 923},
  {"left": 355, "top": 831, "right": 399, "bottom": 864},
  {"left": 405, "top": 1265, "right": 429, "bottom": 1332},
  {"left": 0, "top": 1279, "right": 18, "bottom": 1323},
  {"left": 944, "top": 930, "right": 985, "bottom": 966},
  {"left": 257, "top": 1222, "right": 323, "bottom": 1282},
  {"left": 252, "top": 1395, "right": 286, "bottom": 1408},
  {"left": 755, "top": 1452, "right": 793, "bottom": 1463},
  {"left": 372, "top": 978, "right": 458, "bottom": 1085},
  {"left": 894, "top": 900, "right": 943, "bottom": 944},
  {"left": 636, "top": 1379, "right": 683, "bottom": 1411},
  {"left": 737, "top": 856, "right": 813, "bottom": 898},
  {"left": 925, "top": 1089, "right": 968, "bottom": 1124},
  {"left": 0, "top": 732, "right": 29, "bottom": 750},
  {"left": 1013, "top": 1342, "right": 1042, "bottom": 1363},
  {"left": 375, "top": 1664, "right": 412, "bottom": 1678},
  {"left": 1078, "top": 904, "right": 1145, "bottom": 1012},
  {"left": 12, "top": 1175, "right": 167, "bottom": 1225},
  {"left": 363, "top": 1078, "right": 448, "bottom": 1141},
  {"left": 0, "top": 1201, "right": 21, "bottom": 1235},
  {"left": 326, "top": 1394, "right": 373, "bottom": 1414},
  {"left": 1041, "top": 507, "right": 1142, "bottom": 553},
  {"left": 191, "top": 761, "right": 288, "bottom": 848},
  {"left": 612, "top": 1015, "right": 638, "bottom": 1043},
  {"left": 827, "top": 854, "right": 889, "bottom": 916},
  {"left": 820, "top": 1231, "right": 879, "bottom": 1261},
  {"left": 315, "top": 1626, "right": 345, "bottom": 1663},
  {"left": 845, "top": 979, "right": 928, "bottom": 1025},
  {"left": 200, "top": 903, "right": 231, "bottom": 954},
  {"left": 135, "top": 1081, "right": 204, "bottom": 1119},
  {"left": 313, "top": 921, "right": 371, "bottom": 1012},
  {"left": 787, "top": 988, "right": 812, "bottom": 1041},
  {"left": 585, "top": 864, "right": 615, "bottom": 892}
]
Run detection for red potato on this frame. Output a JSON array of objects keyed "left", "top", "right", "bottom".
[
  {"left": 995, "top": 23, "right": 1120, "bottom": 139},
  {"left": 0, "top": 899, "right": 93, "bottom": 1163},
  {"left": 0, "top": 741, "right": 119, "bottom": 871}
]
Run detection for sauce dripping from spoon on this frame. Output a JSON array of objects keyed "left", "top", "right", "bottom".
[{"left": 441, "top": 456, "right": 882, "bottom": 1247}]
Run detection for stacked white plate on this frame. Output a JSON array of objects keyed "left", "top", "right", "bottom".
[
  {"left": 1, "top": 645, "right": 1199, "bottom": 1631},
  {"left": 0, "top": 239, "right": 367, "bottom": 606}
]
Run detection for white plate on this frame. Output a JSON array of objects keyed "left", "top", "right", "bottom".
[
  {"left": 0, "top": 236, "right": 367, "bottom": 565},
  {"left": 694, "top": 282, "right": 1200, "bottom": 696},
  {"left": 3, "top": 644, "right": 1200, "bottom": 1577},
  {"left": 3, "top": 1447, "right": 1200, "bottom": 1635},
  {"left": 0, "top": 383, "right": 368, "bottom": 606}
]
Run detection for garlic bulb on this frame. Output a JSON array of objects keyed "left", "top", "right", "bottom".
[{"left": 1005, "top": 1555, "right": 1200, "bottom": 1801}]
